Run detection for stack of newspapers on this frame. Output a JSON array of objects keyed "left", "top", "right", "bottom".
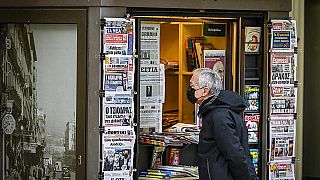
[{"left": 139, "top": 165, "right": 199, "bottom": 179}]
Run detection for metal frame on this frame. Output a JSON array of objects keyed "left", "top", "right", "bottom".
[{"left": 0, "top": 9, "right": 87, "bottom": 180}]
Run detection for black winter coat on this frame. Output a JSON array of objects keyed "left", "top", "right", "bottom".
[{"left": 197, "top": 90, "right": 256, "bottom": 180}]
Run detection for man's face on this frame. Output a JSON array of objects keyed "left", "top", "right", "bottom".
[{"left": 190, "top": 73, "right": 210, "bottom": 105}]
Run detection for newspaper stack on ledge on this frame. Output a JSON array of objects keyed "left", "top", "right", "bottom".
[
  {"left": 139, "top": 166, "right": 199, "bottom": 179},
  {"left": 140, "top": 123, "right": 200, "bottom": 146}
]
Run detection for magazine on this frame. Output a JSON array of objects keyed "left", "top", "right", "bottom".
[
  {"left": 250, "top": 149, "right": 259, "bottom": 164},
  {"left": 248, "top": 131, "right": 259, "bottom": 144},
  {"left": 244, "top": 114, "right": 260, "bottom": 132},
  {"left": 151, "top": 146, "right": 166, "bottom": 169},
  {"left": 169, "top": 148, "right": 180, "bottom": 166},
  {"left": 244, "top": 85, "right": 260, "bottom": 111},
  {"left": 245, "top": 27, "right": 261, "bottom": 53}
]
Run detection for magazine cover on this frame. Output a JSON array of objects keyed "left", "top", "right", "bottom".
[
  {"left": 204, "top": 50, "right": 225, "bottom": 88},
  {"left": 169, "top": 148, "right": 180, "bottom": 166},
  {"left": 248, "top": 131, "right": 259, "bottom": 144},
  {"left": 245, "top": 27, "right": 261, "bottom": 53},
  {"left": 244, "top": 114, "right": 260, "bottom": 131},
  {"left": 244, "top": 85, "right": 260, "bottom": 111},
  {"left": 151, "top": 146, "right": 166, "bottom": 169},
  {"left": 250, "top": 149, "right": 259, "bottom": 164}
]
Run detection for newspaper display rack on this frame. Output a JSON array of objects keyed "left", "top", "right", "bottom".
[
  {"left": 268, "top": 19, "right": 298, "bottom": 180},
  {"left": 99, "top": 17, "right": 137, "bottom": 180}
]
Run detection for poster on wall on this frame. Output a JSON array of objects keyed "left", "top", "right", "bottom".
[
  {"left": 103, "top": 18, "right": 134, "bottom": 55},
  {"left": 269, "top": 161, "right": 295, "bottom": 180},
  {"left": 245, "top": 27, "right": 261, "bottom": 53},
  {"left": 269, "top": 116, "right": 295, "bottom": 162},
  {"left": 204, "top": 50, "right": 225, "bottom": 88},
  {"left": 102, "top": 127, "right": 135, "bottom": 179},
  {"left": 140, "top": 23, "right": 160, "bottom": 65}
]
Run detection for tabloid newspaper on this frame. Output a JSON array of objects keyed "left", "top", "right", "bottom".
[
  {"left": 270, "top": 52, "right": 296, "bottom": 85},
  {"left": 270, "top": 85, "right": 297, "bottom": 115},
  {"left": 103, "top": 18, "right": 134, "bottom": 55},
  {"left": 269, "top": 116, "right": 295, "bottom": 162},
  {"left": 204, "top": 50, "right": 225, "bottom": 88},
  {"left": 140, "top": 23, "right": 160, "bottom": 65},
  {"left": 271, "top": 20, "right": 297, "bottom": 52},
  {"left": 269, "top": 161, "right": 295, "bottom": 180},
  {"left": 103, "top": 127, "right": 135, "bottom": 179}
]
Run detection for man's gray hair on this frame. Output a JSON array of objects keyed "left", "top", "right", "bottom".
[{"left": 193, "top": 68, "right": 222, "bottom": 97}]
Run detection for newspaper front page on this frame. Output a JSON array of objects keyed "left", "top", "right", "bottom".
[
  {"left": 140, "top": 24, "right": 160, "bottom": 65},
  {"left": 103, "top": 127, "right": 135, "bottom": 179},
  {"left": 269, "top": 116, "right": 295, "bottom": 162}
]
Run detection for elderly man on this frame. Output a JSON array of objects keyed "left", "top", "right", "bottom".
[{"left": 187, "top": 68, "right": 256, "bottom": 180}]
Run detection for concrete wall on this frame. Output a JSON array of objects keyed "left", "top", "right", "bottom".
[{"left": 303, "top": 0, "right": 320, "bottom": 178}]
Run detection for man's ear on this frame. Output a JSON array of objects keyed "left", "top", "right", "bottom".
[{"left": 203, "top": 87, "right": 210, "bottom": 96}]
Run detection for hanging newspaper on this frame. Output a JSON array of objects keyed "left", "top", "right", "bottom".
[
  {"left": 204, "top": 50, "right": 225, "bottom": 88},
  {"left": 244, "top": 85, "right": 260, "bottom": 112},
  {"left": 270, "top": 85, "right": 297, "bottom": 114},
  {"left": 140, "top": 64, "right": 165, "bottom": 103},
  {"left": 269, "top": 116, "right": 295, "bottom": 162},
  {"left": 270, "top": 52, "right": 296, "bottom": 85},
  {"left": 141, "top": 23, "right": 160, "bottom": 65},
  {"left": 103, "top": 18, "right": 134, "bottom": 55},
  {"left": 104, "top": 93, "right": 133, "bottom": 105},
  {"left": 103, "top": 127, "right": 135, "bottom": 179},
  {"left": 140, "top": 103, "right": 163, "bottom": 133},
  {"left": 269, "top": 161, "right": 295, "bottom": 180},
  {"left": 271, "top": 20, "right": 297, "bottom": 52},
  {"left": 245, "top": 27, "right": 261, "bottom": 53},
  {"left": 103, "top": 101, "right": 133, "bottom": 127},
  {"left": 104, "top": 55, "right": 134, "bottom": 93}
]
